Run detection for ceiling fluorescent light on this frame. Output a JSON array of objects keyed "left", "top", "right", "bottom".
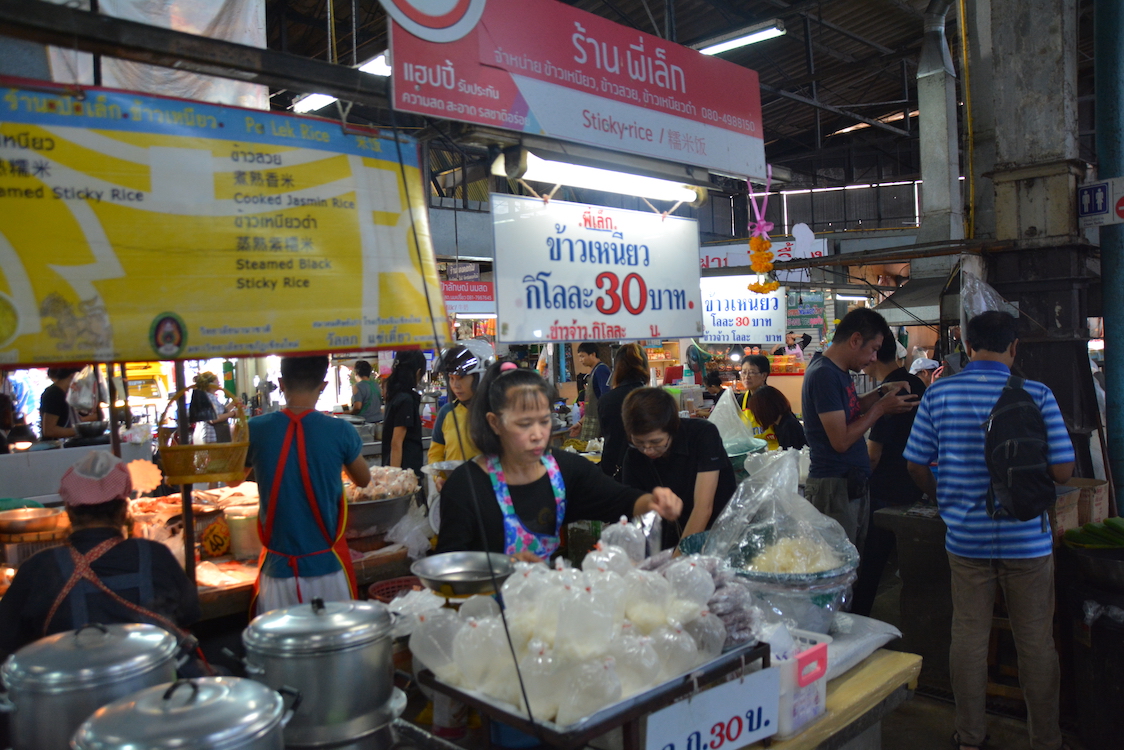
[
  {"left": 835, "top": 294, "right": 870, "bottom": 301},
  {"left": 496, "top": 150, "right": 703, "bottom": 204},
  {"left": 293, "top": 93, "right": 337, "bottom": 113},
  {"left": 693, "top": 19, "right": 785, "bottom": 55},
  {"left": 359, "top": 52, "right": 392, "bottom": 77}
]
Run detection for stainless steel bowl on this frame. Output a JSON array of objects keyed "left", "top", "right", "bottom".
[
  {"left": 411, "top": 552, "right": 514, "bottom": 598},
  {"left": 0, "top": 507, "right": 66, "bottom": 534}
]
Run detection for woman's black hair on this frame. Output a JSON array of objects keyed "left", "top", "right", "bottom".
[
  {"left": 742, "top": 355, "right": 771, "bottom": 378},
  {"left": 621, "top": 387, "right": 680, "bottom": 438},
  {"left": 385, "top": 350, "right": 427, "bottom": 401},
  {"left": 747, "top": 385, "right": 794, "bottom": 429},
  {"left": 354, "top": 360, "right": 373, "bottom": 378},
  {"left": 66, "top": 498, "right": 129, "bottom": 527},
  {"left": 47, "top": 367, "right": 82, "bottom": 381},
  {"left": 470, "top": 362, "right": 556, "bottom": 456}
]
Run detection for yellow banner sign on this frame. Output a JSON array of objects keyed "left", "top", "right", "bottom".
[{"left": 0, "top": 81, "right": 448, "bottom": 366}]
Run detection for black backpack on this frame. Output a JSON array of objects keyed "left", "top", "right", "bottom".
[{"left": 982, "top": 376, "right": 1055, "bottom": 522}]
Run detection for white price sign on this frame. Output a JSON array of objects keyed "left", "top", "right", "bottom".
[
  {"left": 699, "top": 277, "right": 786, "bottom": 346},
  {"left": 492, "top": 194, "right": 704, "bottom": 343},
  {"left": 645, "top": 667, "right": 779, "bottom": 750}
]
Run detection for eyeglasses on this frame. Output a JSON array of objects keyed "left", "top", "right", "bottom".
[{"left": 630, "top": 434, "right": 672, "bottom": 455}]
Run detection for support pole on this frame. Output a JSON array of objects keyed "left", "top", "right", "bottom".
[
  {"left": 105, "top": 363, "right": 121, "bottom": 459},
  {"left": 1097, "top": 0, "right": 1124, "bottom": 515},
  {"left": 174, "top": 362, "right": 196, "bottom": 583}
]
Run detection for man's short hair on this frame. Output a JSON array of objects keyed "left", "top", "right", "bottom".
[
  {"left": 833, "top": 308, "right": 890, "bottom": 346},
  {"left": 281, "top": 356, "right": 329, "bottom": 391},
  {"left": 577, "top": 342, "right": 600, "bottom": 357},
  {"left": 875, "top": 331, "right": 899, "bottom": 363},
  {"left": 966, "top": 310, "right": 1018, "bottom": 353}
]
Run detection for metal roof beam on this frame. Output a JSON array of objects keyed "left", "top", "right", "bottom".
[
  {"left": 0, "top": 0, "right": 390, "bottom": 107},
  {"left": 760, "top": 82, "right": 911, "bottom": 137}
]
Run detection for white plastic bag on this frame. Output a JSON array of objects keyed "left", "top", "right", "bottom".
[
  {"left": 581, "top": 544, "right": 632, "bottom": 576},
  {"left": 707, "top": 388, "right": 757, "bottom": 455},
  {"left": 623, "top": 570, "right": 672, "bottom": 634},
  {"left": 452, "top": 616, "right": 510, "bottom": 685},
  {"left": 386, "top": 499, "right": 433, "bottom": 560},
  {"left": 683, "top": 609, "right": 727, "bottom": 662},
  {"left": 409, "top": 609, "right": 463, "bottom": 683},
  {"left": 649, "top": 625, "right": 700, "bottom": 680},
  {"left": 555, "top": 586, "right": 614, "bottom": 663},
  {"left": 664, "top": 557, "right": 716, "bottom": 606},
  {"left": 599, "top": 517, "right": 646, "bottom": 562},
  {"left": 518, "top": 639, "right": 561, "bottom": 720},
  {"left": 554, "top": 657, "right": 623, "bottom": 727},
  {"left": 611, "top": 634, "right": 660, "bottom": 697}
]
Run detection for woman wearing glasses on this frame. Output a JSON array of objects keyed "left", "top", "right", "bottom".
[
  {"left": 435, "top": 363, "right": 682, "bottom": 560},
  {"left": 738, "top": 355, "right": 781, "bottom": 450},
  {"left": 620, "top": 388, "right": 737, "bottom": 551}
]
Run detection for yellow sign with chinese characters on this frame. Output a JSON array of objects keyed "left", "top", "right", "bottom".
[{"left": 0, "top": 82, "right": 448, "bottom": 365}]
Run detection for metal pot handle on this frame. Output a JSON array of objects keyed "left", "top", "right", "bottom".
[
  {"left": 74, "top": 622, "right": 110, "bottom": 642},
  {"left": 311, "top": 597, "right": 326, "bottom": 614},
  {"left": 278, "top": 685, "right": 302, "bottom": 727},
  {"left": 220, "top": 647, "right": 264, "bottom": 676},
  {"left": 162, "top": 679, "right": 200, "bottom": 704}
]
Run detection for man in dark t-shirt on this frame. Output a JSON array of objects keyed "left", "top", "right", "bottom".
[
  {"left": 801, "top": 309, "right": 916, "bottom": 548},
  {"left": 852, "top": 334, "right": 924, "bottom": 616}
]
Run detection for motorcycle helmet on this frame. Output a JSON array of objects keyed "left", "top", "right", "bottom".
[{"left": 435, "top": 339, "right": 495, "bottom": 379}]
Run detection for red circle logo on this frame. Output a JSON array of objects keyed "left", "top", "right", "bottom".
[
  {"left": 381, "top": 0, "right": 487, "bottom": 42},
  {"left": 1116, "top": 195, "right": 1124, "bottom": 220}
]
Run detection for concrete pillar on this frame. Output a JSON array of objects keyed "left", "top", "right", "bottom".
[
  {"left": 962, "top": 0, "right": 997, "bottom": 239},
  {"left": 987, "top": 0, "right": 1081, "bottom": 243}
]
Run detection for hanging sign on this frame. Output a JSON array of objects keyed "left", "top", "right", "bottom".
[
  {"left": 645, "top": 667, "right": 779, "bottom": 750},
  {"left": 700, "top": 225, "right": 826, "bottom": 274},
  {"left": 441, "top": 280, "right": 494, "bottom": 314},
  {"left": 787, "top": 290, "right": 825, "bottom": 331},
  {"left": 492, "top": 194, "right": 703, "bottom": 343},
  {"left": 388, "top": 0, "right": 765, "bottom": 179},
  {"left": 699, "top": 277, "right": 785, "bottom": 345},
  {"left": 0, "top": 81, "right": 448, "bottom": 366}
]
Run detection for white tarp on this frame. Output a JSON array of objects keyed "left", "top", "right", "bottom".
[{"left": 46, "top": 0, "right": 267, "bottom": 110}]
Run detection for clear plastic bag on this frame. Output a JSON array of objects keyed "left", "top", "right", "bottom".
[
  {"left": 518, "top": 639, "right": 561, "bottom": 720},
  {"left": 599, "top": 517, "right": 647, "bottom": 562},
  {"left": 683, "top": 609, "right": 727, "bottom": 661},
  {"left": 703, "top": 451, "right": 858, "bottom": 578},
  {"left": 458, "top": 594, "right": 500, "bottom": 620},
  {"left": 555, "top": 586, "right": 614, "bottom": 663},
  {"left": 554, "top": 657, "right": 623, "bottom": 727},
  {"left": 649, "top": 625, "right": 700, "bottom": 680},
  {"left": 409, "top": 609, "right": 463, "bottom": 683},
  {"left": 386, "top": 499, "right": 434, "bottom": 560},
  {"left": 623, "top": 570, "right": 672, "bottom": 634},
  {"left": 452, "top": 616, "right": 511, "bottom": 685},
  {"left": 389, "top": 588, "right": 445, "bottom": 638},
  {"left": 500, "top": 561, "right": 550, "bottom": 611},
  {"left": 585, "top": 570, "right": 629, "bottom": 625},
  {"left": 580, "top": 544, "right": 633, "bottom": 576},
  {"left": 960, "top": 270, "right": 1019, "bottom": 334},
  {"left": 664, "top": 557, "right": 716, "bottom": 606},
  {"left": 707, "top": 388, "right": 758, "bottom": 455},
  {"left": 610, "top": 634, "right": 660, "bottom": 697}
]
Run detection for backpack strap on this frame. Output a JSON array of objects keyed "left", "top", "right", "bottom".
[{"left": 1006, "top": 375, "right": 1026, "bottom": 389}]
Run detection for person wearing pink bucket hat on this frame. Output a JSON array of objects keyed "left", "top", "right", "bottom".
[{"left": 0, "top": 451, "right": 200, "bottom": 660}]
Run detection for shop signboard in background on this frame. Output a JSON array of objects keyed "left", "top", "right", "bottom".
[
  {"left": 700, "top": 224, "right": 825, "bottom": 275},
  {"left": 388, "top": 0, "right": 765, "bottom": 179},
  {"left": 441, "top": 280, "right": 495, "bottom": 315},
  {"left": 787, "top": 291, "right": 826, "bottom": 332},
  {"left": 699, "top": 277, "right": 785, "bottom": 346},
  {"left": 0, "top": 81, "right": 448, "bottom": 366},
  {"left": 445, "top": 261, "right": 480, "bottom": 280},
  {"left": 492, "top": 194, "right": 703, "bottom": 343}
]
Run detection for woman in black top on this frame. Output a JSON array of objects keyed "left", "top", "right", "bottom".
[
  {"left": 436, "top": 363, "right": 682, "bottom": 560},
  {"left": 39, "top": 367, "right": 83, "bottom": 440},
  {"left": 747, "top": 385, "right": 807, "bottom": 451},
  {"left": 596, "top": 343, "right": 649, "bottom": 479},
  {"left": 381, "top": 351, "right": 426, "bottom": 477},
  {"left": 621, "top": 388, "right": 737, "bottom": 551}
]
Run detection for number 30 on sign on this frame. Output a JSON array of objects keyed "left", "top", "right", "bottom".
[{"left": 645, "top": 668, "right": 779, "bottom": 750}]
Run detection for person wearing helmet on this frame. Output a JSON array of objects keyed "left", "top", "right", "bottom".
[
  {"left": 429, "top": 340, "right": 494, "bottom": 465},
  {"left": 0, "top": 452, "right": 200, "bottom": 660}
]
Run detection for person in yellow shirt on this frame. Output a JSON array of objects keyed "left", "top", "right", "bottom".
[
  {"left": 428, "top": 340, "right": 495, "bottom": 464},
  {"left": 737, "top": 355, "right": 779, "bottom": 449}
]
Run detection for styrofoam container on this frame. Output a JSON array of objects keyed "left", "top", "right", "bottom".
[{"left": 774, "top": 629, "right": 831, "bottom": 739}]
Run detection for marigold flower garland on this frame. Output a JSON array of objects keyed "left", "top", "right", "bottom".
[{"left": 747, "top": 167, "right": 779, "bottom": 294}]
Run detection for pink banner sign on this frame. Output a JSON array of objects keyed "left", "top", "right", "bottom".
[{"left": 389, "top": 0, "right": 765, "bottom": 178}]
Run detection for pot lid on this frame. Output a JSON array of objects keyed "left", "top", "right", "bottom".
[
  {"left": 243, "top": 598, "right": 392, "bottom": 654},
  {"left": 1, "top": 623, "right": 178, "bottom": 692},
  {"left": 71, "top": 677, "right": 285, "bottom": 750}
]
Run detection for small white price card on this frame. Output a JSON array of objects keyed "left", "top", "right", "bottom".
[{"left": 645, "top": 667, "right": 779, "bottom": 750}]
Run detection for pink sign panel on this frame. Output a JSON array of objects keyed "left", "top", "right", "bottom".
[{"left": 389, "top": 0, "right": 765, "bottom": 179}]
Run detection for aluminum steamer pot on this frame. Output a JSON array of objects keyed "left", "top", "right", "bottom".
[
  {"left": 243, "top": 598, "right": 395, "bottom": 747},
  {"left": 71, "top": 677, "right": 300, "bottom": 750},
  {"left": 0, "top": 623, "right": 178, "bottom": 750}
]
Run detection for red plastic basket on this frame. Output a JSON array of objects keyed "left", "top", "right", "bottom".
[{"left": 368, "top": 576, "right": 422, "bottom": 603}]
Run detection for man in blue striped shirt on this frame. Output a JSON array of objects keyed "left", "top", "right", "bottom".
[{"left": 905, "top": 311, "right": 1074, "bottom": 750}]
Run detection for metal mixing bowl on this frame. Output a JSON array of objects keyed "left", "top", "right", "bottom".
[
  {"left": 411, "top": 552, "right": 514, "bottom": 597},
  {"left": 74, "top": 421, "right": 108, "bottom": 438},
  {"left": 0, "top": 507, "right": 66, "bottom": 534}
]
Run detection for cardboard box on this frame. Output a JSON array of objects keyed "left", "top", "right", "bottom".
[
  {"left": 1049, "top": 486, "right": 1081, "bottom": 544},
  {"left": 1066, "top": 478, "right": 1111, "bottom": 525}
]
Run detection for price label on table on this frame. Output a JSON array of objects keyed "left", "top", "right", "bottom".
[{"left": 645, "top": 667, "right": 779, "bottom": 750}]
